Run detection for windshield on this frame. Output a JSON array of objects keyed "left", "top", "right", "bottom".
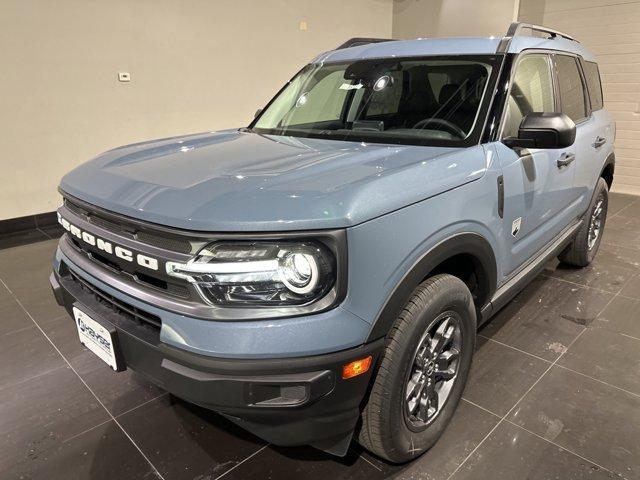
[{"left": 251, "top": 55, "right": 500, "bottom": 147}]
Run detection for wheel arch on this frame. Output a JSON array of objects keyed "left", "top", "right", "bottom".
[
  {"left": 366, "top": 232, "right": 497, "bottom": 341},
  {"left": 600, "top": 152, "right": 615, "bottom": 190}
]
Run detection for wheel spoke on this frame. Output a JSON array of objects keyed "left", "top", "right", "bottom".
[
  {"left": 406, "top": 372, "right": 423, "bottom": 401},
  {"left": 417, "top": 393, "right": 429, "bottom": 421},
  {"left": 437, "top": 348, "right": 459, "bottom": 366},
  {"left": 434, "top": 348, "right": 458, "bottom": 380},
  {"left": 592, "top": 201, "right": 603, "bottom": 219},
  {"left": 414, "top": 342, "right": 430, "bottom": 368},
  {"left": 434, "top": 368, "right": 455, "bottom": 381},
  {"left": 588, "top": 198, "right": 605, "bottom": 250},
  {"left": 408, "top": 396, "right": 418, "bottom": 414},
  {"left": 426, "top": 381, "right": 438, "bottom": 413},
  {"left": 431, "top": 318, "right": 454, "bottom": 354}
]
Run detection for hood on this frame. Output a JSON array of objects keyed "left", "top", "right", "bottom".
[{"left": 60, "top": 130, "right": 487, "bottom": 231}]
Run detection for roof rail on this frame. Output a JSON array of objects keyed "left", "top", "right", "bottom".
[
  {"left": 496, "top": 22, "right": 579, "bottom": 53},
  {"left": 335, "top": 37, "right": 395, "bottom": 50}
]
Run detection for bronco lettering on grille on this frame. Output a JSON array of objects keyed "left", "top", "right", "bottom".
[{"left": 58, "top": 212, "right": 159, "bottom": 271}]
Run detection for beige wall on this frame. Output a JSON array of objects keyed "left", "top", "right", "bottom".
[
  {"left": 393, "top": 0, "right": 519, "bottom": 38},
  {"left": 519, "top": 0, "right": 640, "bottom": 195},
  {"left": 0, "top": 0, "right": 392, "bottom": 220},
  {"left": 15, "top": 0, "right": 636, "bottom": 221}
]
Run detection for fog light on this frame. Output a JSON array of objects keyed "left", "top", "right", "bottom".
[{"left": 342, "top": 356, "right": 372, "bottom": 380}]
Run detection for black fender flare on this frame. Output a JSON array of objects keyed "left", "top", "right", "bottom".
[
  {"left": 600, "top": 152, "right": 615, "bottom": 188},
  {"left": 366, "top": 232, "right": 497, "bottom": 341}
]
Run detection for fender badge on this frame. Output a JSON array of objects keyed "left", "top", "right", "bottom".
[{"left": 512, "top": 217, "right": 522, "bottom": 237}]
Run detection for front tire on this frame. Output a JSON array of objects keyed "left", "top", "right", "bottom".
[
  {"left": 559, "top": 177, "right": 609, "bottom": 267},
  {"left": 358, "top": 274, "right": 476, "bottom": 463}
]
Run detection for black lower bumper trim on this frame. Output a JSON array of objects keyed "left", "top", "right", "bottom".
[{"left": 50, "top": 266, "right": 383, "bottom": 455}]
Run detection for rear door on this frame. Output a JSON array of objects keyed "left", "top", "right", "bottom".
[
  {"left": 553, "top": 54, "right": 597, "bottom": 214},
  {"left": 496, "top": 52, "right": 578, "bottom": 276},
  {"left": 574, "top": 59, "right": 613, "bottom": 210}
]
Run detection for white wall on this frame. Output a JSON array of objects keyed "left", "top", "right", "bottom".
[
  {"left": 393, "top": 0, "right": 519, "bottom": 38},
  {"left": 0, "top": 0, "right": 393, "bottom": 220},
  {"left": 520, "top": 0, "right": 640, "bottom": 195}
]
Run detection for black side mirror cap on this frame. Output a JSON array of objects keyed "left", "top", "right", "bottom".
[
  {"left": 503, "top": 112, "right": 576, "bottom": 149},
  {"left": 254, "top": 108, "right": 263, "bottom": 118}
]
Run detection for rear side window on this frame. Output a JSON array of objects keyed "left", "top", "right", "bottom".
[
  {"left": 583, "top": 61, "right": 604, "bottom": 111},
  {"left": 555, "top": 55, "right": 588, "bottom": 122}
]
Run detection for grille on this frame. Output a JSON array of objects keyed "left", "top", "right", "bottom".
[
  {"left": 91, "top": 215, "right": 133, "bottom": 238},
  {"left": 64, "top": 197, "right": 193, "bottom": 254},
  {"left": 66, "top": 236, "right": 191, "bottom": 299},
  {"left": 136, "top": 231, "right": 194, "bottom": 254},
  {"left": 67, "top": 266, "right": 162, "bottom": 330},
  {"left": 65, "top": 199, "right": 88, "bottom": 218}
]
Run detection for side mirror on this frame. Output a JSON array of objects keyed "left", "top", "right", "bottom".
[
  {"left": 254, "top": 108, "right": 263, "bottom": 118},
  {"left": 504, "top": 112, "right": 576, "bottom": 149}
]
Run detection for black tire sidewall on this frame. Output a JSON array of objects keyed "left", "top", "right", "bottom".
[{"left": 383, "top": 276, "right": 476, "bottom": 461}]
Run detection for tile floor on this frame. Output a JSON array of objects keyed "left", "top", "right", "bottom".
[{"left": 1, "top": 193, "right": 639, "bottom": 479}]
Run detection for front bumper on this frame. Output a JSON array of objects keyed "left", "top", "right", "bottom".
[{"left": 50, "top": 259, "right": 382, "bottom": 455}]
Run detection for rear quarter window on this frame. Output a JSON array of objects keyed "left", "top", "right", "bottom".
[
  {"left": 555, "top": 55, "right": 588, "bottom": 122},
  {"left": 583, "top": 61, "right": 604, "bottom": 111}
]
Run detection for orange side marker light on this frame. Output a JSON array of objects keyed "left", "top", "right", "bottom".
[{"left": 342, "top": 356, "right": 373, "bottom": 380}]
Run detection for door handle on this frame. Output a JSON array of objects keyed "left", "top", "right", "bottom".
[
  {"left": 593, "top": 136, "right": 607, "bottom": 148},
  {"left": 557, "top": 153, "right": 575, "bottom": 168}
]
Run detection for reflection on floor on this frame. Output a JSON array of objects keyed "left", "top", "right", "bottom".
[{"left": 1, "top": 193, "right": 639, "bottom": 479}]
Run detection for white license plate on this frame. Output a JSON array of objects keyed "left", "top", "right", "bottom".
[{"left": 73, "top": 306, "right": 119, "bottom": 371}]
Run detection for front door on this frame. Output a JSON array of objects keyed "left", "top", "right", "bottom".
[{"left": 496, "top": 52, "right": 579, "bottom": 278}]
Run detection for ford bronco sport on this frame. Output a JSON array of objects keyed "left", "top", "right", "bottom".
[{"left": 50, "top": 23, "right": 615, "bottom": 462}]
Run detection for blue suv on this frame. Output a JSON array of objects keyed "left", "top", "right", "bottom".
[{"left": 50, "top": 23, "right": 615, "bottom": 463}]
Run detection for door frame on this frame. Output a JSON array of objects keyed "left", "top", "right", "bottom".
[{"left": 495, "top": 48, "right": 595, "bottom": 142}]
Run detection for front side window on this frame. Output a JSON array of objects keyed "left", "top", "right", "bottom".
[
  {"left": 555, "top": 55, "right": 588, "bottom": 121},
  {"left": 251, "top": 56, "right": 500, "bottom": 147},
  {"left": 583, "top": 61, "right": 604, "bottom": 111},
  {"left": 503, "top": 54, "right": 555, "bottom": 138}
]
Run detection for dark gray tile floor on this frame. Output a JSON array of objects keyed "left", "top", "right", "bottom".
[{"left": 0, "top": 193, "right": 639, "bottom": 479}]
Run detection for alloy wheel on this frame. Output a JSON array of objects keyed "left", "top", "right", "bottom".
[
  {"left": 404, "top": 312, "right": 462, "bottom": 429},
  {"left": 588, "top": 196, "right": 605, "bottom": 250}
]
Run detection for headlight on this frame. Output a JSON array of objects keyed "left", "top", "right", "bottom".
[{"left": 166, "top": 242, "right": 335, "bottom": 306}]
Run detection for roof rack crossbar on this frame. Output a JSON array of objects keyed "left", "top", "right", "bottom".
[
  {"left": 496, "top": 22, "right": 579, "bottom": 53},
  {"left": 336, "top": 37, "right": 395, "bottom": 50}
]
